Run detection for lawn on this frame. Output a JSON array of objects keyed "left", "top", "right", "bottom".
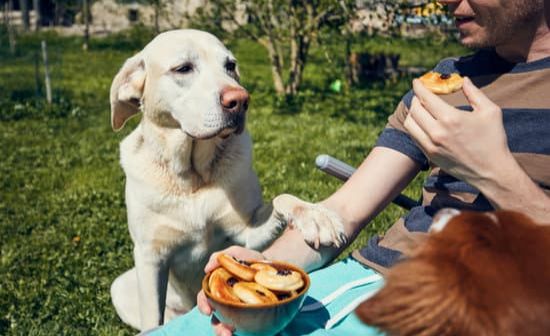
[{"left": 0, "top": 27, "right": 466, "bottom": 335}]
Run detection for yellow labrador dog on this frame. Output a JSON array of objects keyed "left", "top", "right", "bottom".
[{"left": 109, "top": 29, "right": 345, "bottom": 331}]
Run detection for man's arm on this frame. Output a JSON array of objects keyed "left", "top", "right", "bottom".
[
  {"left": 476, "top": 160, "right": 550, "bottom": 221},
  {"left": 197, "top": 133, "right": 422, "bottom": 336},
  {"left": 263, "top": 146, "right": 422, "bottom": 272},
  {"left": 406, "top": 77, "right": 550, "bottom": 223}
]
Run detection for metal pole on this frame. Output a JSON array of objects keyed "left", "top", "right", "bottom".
[
  {"left": 315, "top": 154, "right": 420, "bottom": 210},
  {"left": 19, "top": 0, "right": 30, "bottom": 31},
  {"left": 82, "top": 0, "right": 89, "bottom": 51},
  {"left": 33, "top": 0, "right": 40, "bottom": 31},
  {"left": 34, "top": 51, "right": 41, "bottom": 97},
  {"left": 6, "top": 1, "right": 17, "bottom": 55},
  {"left": 41, "top": 40, "right": 52, "bottom": 104}
]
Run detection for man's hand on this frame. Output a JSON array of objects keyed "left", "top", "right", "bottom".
[
  {"left": 404, "top": 76, "right": 515, "bottom": 189},
  {"left": 404, "top": 77, "right": 550, "bottom": 222},
  {"left": 197, "top": 246, "right": 266, "bottom": 336}
]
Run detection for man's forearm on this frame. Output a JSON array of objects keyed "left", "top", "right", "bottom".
[
  {"left": 476, "top": 157, "right": 550, "bottom": 223},
  {"left": 263, "top": 147, "right": 422, "bottom": 271},
  {"left": 262, "top": 227, "right": 341, "bottom": 272}
]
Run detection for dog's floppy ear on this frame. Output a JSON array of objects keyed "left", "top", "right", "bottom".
[{"left": 110, "top": 52, "right": 146, "bottom": 131}]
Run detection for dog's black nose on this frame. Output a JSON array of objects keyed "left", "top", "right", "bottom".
[{"left": 220, "top": 87, "right": 249, "bottom": 114}]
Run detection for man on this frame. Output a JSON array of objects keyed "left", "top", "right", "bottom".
[{"left": 148, "top": 0, "right": 550, "bottom": 334}]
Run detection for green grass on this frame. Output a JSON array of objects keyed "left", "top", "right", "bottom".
[{"left": 0, "top": 27, "right": 467, "bottom": 335}]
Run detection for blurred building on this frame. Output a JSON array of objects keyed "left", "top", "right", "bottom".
[
  {"left": 2, "top": 0, "right": 245, "bottom": 34},
  {"left": 2, "top": 0, "right": 449, "bottom": 36},
  {"left": 87, "top": 0, "right": 208, "bottom": 34}
]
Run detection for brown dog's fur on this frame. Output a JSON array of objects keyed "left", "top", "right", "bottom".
[{"left": 356, "top": 211, "right": 550, "bottom": 336}]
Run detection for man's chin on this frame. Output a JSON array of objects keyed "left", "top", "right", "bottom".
[{"left": 458, "top": 30, "right": 492, "bottom": 49}]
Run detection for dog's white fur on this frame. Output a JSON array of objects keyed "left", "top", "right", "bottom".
[{"left": 109, "top": 29, "right": 345, "bottom": 331}]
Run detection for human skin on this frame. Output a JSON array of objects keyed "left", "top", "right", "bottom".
[
  {"left": 439, "top": 0, "right": 550, "bottom": 62},
  {"left": 199, "top": 1, "right": 550, "bottom": 334},
  {"left": 406, "top": 77, "right": 550, "bottom": 223},
  {"left": 404, "top": 0, "right": 550, "bottom": 222}
]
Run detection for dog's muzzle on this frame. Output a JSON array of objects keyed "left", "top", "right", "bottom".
[
  {"left": 185, "top": 87, "right": 249, "bottom": 139},
  {"left": 219, "top": 86, "right": 249, "bottom": 136},
  {"left": 223, "top": 112, "right": 246, "bottom": 135}
]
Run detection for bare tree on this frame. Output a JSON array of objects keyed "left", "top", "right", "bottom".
[
  {"left": 193, "top": 0, "right": 347, "bottom": 97},
  {"left": 138, "top": 0, "right": 178, "bottom": 34}
]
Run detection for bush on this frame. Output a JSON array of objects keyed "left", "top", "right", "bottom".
[{"left": 0, "top": 96, "right": 83, "bottom": 121}]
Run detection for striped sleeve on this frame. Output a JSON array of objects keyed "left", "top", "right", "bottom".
[{"left": 375, "top": 99, "right": 429, "bottom": 170}]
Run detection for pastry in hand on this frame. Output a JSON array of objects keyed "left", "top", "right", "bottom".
[{"left": 418, "top": 71, "right": 464, "bottom": 95}]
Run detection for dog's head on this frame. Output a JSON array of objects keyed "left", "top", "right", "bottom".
[
  {"left": 356, "top": 210, "right": 550, "bottom": 336},
  {"left": 110, "top": 29, "right": 248, "bottom": 139}
]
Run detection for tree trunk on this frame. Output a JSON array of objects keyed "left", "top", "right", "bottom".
[
  {"left": 285, "top": 0, "right": 316, "bottom": 96},
  {"left": 19, "top": 0, "right": 29, "bottom": 31},
  {"left": 344, "top": 29, "right": 354, "bottom": 87},
  {"left": 5, "top": 1, "right": 16, "bottom": 55},
  {"left": 154, "top": 2, "right": 160, "bottom": 34},
  {"left": 287, "top": 1, "right": 311, "bottom": 97},
  {"left": 286, "top": 7, "right": 299, "bottom": 96},
  {"left": 259, "top": 38, "right": 285, "bottom": 95},
  {"left": 286, "top": 34, "right": 310, "bottom": 96}
]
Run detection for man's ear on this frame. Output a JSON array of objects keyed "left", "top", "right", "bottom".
[{"left": 110, "top": 52, "right": 146, "bottom": 131}]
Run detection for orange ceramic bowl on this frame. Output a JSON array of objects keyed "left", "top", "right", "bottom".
[{"left": 202, "top": 260, "right": 310, "bottom": 336}]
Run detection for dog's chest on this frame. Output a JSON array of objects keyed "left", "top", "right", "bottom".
[
  {"left": 121, "top": 127, "right": 258, "bottom": 257},
  {"left": 127, "top": 185, "right": 247, "bottom": 260}
]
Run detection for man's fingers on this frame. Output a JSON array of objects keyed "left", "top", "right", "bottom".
[
  {"left": 212, "top": 316, "right": 235, "bottom": 336},
  {"left": 462, "top": 77, "right": 496, "bottom": 111},
  {"left": 205, "top": 246, "right": 267, "bottom": 273},
  {"left": 404, "top": 112, "right": 432, "bottom": 154},
  {"left": 197, "top": 290, "right": 212, "bottom": 315},
  {"left": 205, "top": 252, "right": 221, "bottom": 273},
  {"left": 409, "top": 96, "right": 440, "bottom": 138},
  {"left": 412, "top": 79, "right": 451, "bottom": 119}
]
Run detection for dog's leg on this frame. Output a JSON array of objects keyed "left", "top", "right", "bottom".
[
  {"left": 240, "top": 194, "right": 347, "bottom": 251},
  {"left": 134, "top": 246, "right": 169, "bottom": 330},
  {"left": 240, "top": 202, "right": 288, "bottom": 250},
  {"left": 111, "top": 268, "right": 141, "bottom": 330},
  {"left": 272, "top": 194, "right": 347, "bottom": 248}
]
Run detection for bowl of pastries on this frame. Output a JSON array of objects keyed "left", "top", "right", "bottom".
[{"left": 202, "top": 253, "right": 310, "bottom": 336}]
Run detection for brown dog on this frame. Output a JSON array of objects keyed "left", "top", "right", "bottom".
[{"left": 356, "top": 210, "right": 550, "bottom": 336}]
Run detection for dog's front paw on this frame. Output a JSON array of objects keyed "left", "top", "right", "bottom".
[{"left": 273, "top": 194, "right": 347, "bottom": 249}]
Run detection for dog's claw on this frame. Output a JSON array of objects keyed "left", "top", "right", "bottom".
[
  {"left": 339, "top": 232, "right": 348, "bottom": 246},
  {"left": 273, "top": 194, "right": 347, "bottom": 250}
]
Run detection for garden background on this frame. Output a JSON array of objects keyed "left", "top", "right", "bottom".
[{"left": 1, "top": 5, "right": 466, "bottom": 334}]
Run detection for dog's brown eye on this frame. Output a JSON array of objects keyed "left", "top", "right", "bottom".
[
  {"left": 174, "top": 63, "right": 193, "bottom": 74},
  {"left": 225, "top": 61, "right": 236, "bottom": 72}
]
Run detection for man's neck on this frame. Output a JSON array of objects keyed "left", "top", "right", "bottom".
[{"left": 495, "top": 20, "right": 550, "bottom": 63}]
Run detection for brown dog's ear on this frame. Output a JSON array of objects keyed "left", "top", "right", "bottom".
[{"left": 110, "top": 53, "right": 146, "bottom": 131}]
